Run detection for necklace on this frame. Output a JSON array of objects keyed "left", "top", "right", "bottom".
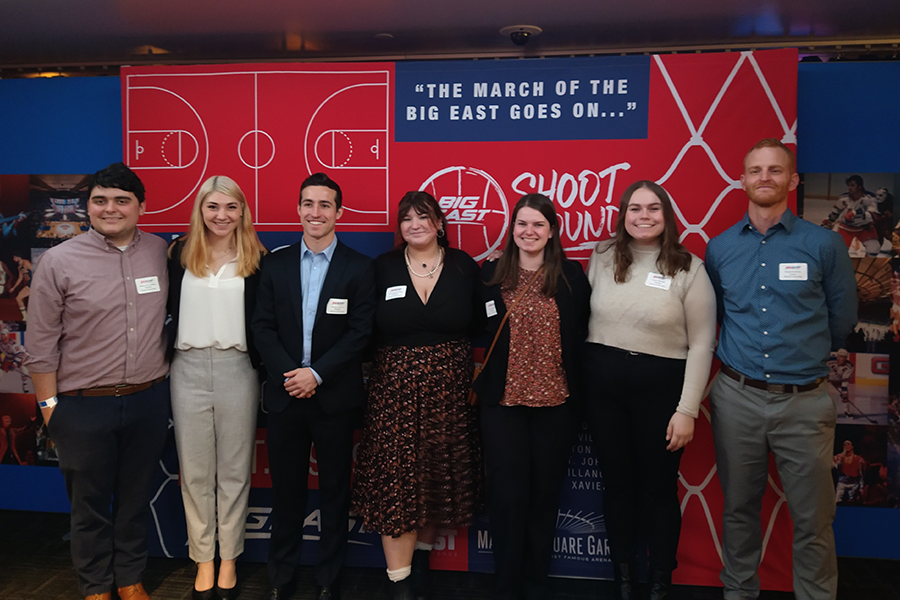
[{"left": 405, "top": 246, "right": 444, "bottom": 278}]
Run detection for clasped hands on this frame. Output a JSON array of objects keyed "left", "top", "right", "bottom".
[{"left": 283, "top": 367, "right": 318, "bottom": 398}]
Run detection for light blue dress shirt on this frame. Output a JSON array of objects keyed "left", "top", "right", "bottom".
[
  {"left": 705, "top": 209, "right": 857, "bottom": 385},
  {"left": 300, "top": 235, "right": 337, "bottom": 384}
]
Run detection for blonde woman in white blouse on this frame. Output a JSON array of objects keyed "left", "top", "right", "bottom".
[{"left": 167, "top": 176, "right": 266, "bottom": 600}]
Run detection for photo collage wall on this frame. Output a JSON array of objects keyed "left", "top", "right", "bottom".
[
  {"left": 0, "top": 173, "right": 91, "bottom": 467},
  {"left": 801, "top": 171, "right": 900, "bottom": 508}
]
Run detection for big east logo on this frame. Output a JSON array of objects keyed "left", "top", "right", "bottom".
[
  {"left": 420, "top": 166, "right": 510, "bottom": 261},
  {"left": 438, "top": 196, "right": 492, "bottom": 222}
]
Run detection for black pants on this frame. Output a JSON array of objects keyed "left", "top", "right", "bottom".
[
  {"left": 49, "top": 379, "right": 170, "bottom": 596},
  {"left": 583, "top": 343, "right": 686, "bottom": 573},
  {"left": 481, "top": 401, "right": 576, "bottom": 600},
  {"left": 266, "top": 400, "right": 355, "bottom": 589}
]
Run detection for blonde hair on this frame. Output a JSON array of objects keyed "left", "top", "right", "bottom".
[{"left": 174, "top": 175, "right": 266, "bottom": 277}]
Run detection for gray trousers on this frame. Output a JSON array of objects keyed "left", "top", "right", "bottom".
[
  {"left": 710, "top": 372, "right": 838, "bottom": 600},
  {"left": 171, "top": 347, "right": 259, "bottom": 562}
]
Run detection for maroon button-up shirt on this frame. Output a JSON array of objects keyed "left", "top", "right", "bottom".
[{"left": 24, "top": 227, "right": 169, "bottom": 392}]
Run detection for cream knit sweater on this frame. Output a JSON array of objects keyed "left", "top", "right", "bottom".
[{"left": 586, "top": 239, "right": 717, "bottom": 417}]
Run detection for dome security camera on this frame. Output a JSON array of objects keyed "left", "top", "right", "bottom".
[
  {"left": 510, "top": 31, "right": 531, "bottom": 46},
  {"left": 500, "top": 25, "right": 542, "bottom": 47}
]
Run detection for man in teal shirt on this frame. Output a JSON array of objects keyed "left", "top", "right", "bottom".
[{"left": 705, "top": 139, "right": 857, "bottom": 600}]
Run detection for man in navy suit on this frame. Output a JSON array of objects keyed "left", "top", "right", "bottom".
[{"left": 252, "top": 173, "right": 376, "bottom": 600}]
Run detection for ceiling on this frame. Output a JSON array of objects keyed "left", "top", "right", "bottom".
[{"left": 2, "top": 0, "right": 899, "bottom": 75}]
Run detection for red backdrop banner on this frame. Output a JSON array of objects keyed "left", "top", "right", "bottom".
[{"left": 122, "top": 48, "right": 798, "bottom": 588}]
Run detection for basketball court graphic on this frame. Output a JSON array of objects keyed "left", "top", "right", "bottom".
[{"left": 123, "top": 64, "right": 393, "bottom": 230}]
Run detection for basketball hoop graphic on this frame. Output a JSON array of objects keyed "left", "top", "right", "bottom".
[{"left": 420, "top": 166, "right": 510, "bottom": 261}]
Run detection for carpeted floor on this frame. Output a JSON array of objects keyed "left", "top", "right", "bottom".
[{"left": 0, "top": 509, "right": 896, "bottom": 600}]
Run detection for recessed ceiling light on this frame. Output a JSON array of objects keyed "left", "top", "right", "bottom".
[{"left": 131, "top": 45, "right": 170, "bottom": 55}]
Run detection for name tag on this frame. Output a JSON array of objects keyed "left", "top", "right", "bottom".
[
  {"left": 326, "top": 298, "right": 348, "bottom": 314},
  {"left": 645, "top": 272, "right": 672, "bottom": 291},
  {"left": 485, "top": 300, "right": 498, "bottom": 318},
  {"left": 385, "top": 285, "right": 407, "bottom": 301},
  {"left": 779, "top": 263, "right": 808, "bottom": 281},
  {"left": 135, "top": 276, "right": 161, "bottom": 294}
]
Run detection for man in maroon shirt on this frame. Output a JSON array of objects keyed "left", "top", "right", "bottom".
[{"left": 24, "top": 163, "right": 170, "bottom": 600}]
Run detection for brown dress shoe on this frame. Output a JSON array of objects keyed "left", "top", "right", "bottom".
[
  {"left": 117, "top": 583, "right": 151, "bottom": 600},
  {"left": 85, "top": 593, "right": 111, "bottom": 600}
]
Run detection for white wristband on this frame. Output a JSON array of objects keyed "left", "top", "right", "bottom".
[{"left": 37, "top": 396, "right": 58, "bottom": 409}]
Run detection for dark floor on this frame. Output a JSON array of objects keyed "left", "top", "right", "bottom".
[{"left": 0, "top": 510, "right": 897, "bottom": 600}]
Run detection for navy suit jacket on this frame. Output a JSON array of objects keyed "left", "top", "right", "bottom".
[{"left": 251, "top": 238, "right": 376, "bottom": 414}]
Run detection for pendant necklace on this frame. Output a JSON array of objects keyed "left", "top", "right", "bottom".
[{"left": 405, "top": 246, "right": 444, "bottom": 278}]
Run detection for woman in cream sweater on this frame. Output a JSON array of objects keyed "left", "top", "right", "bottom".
[{"left": 584, "top": 180, "right": 716, "bottom": 600}]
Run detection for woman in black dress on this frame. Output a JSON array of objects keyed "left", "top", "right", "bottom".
[{"left": 353, "top": 191, "right": 483, "bottom": 600}]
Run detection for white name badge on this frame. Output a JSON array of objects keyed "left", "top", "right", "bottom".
[
  {"left": 385, "top": 285, "right": 407, "bottom": 301},
  {"left": 485, "top": 300, "right": 498, "bottom": 318},
  {"left": 135, "top": 276, "right": 161, "bottom": 294},
  {"left": 645, "top": 272, "right": 672, "bottom": 291},
  {"left": 779, "top": 263, "right": 808, "bottom": 280},
  {"left": 326, "top": 298, "right": 349, "bottom": 314}
]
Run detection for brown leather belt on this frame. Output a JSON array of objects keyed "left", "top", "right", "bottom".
[
  {"left": 720, "top": 364, "right": 823, "bottom": 394},
  {"left": 60, "top": 376, "right": 167, "bottom": 397}
]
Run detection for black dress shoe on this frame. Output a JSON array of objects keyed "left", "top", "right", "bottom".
[
  {"left": 261, "top": 582, "right": 295, "bottom": 600},
  {"left": 192, "top": 588, "right": 214, "bottom": 600},
  {"left": 649, "top": 570, "right": 672, "bottom": 600},
  {"left": 316, "top": 585, "right": 341, "bottom": 600},
  {"left": 613, "top": 562, "right": 635, "bottom": 600}
]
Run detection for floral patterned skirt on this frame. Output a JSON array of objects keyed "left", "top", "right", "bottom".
[{"left": 352, "top": 339, "right": 483, "bottom": 536}]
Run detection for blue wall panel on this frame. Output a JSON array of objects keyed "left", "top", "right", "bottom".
[
  {"left": 798, "top": 62, "right": 900, "bottom": 173},
  {"left": 0, "top": 77, "right": 122, "bottom": 174}
]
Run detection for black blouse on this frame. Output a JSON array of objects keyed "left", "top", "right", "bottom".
[{"left": 374, "top": 246, "right": 482, "bottom": 347}]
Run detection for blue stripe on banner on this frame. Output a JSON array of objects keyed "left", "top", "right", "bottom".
[
  {"left": 395, "top": 56, "right": 650, "bottom": 142},
  {"left": 0, "top": 465, "right": 69, "bottom": 512},
  {"left": 0, "top": 77, "right": 122, "bottom": 174}
]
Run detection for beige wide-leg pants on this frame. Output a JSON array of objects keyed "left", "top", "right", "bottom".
[{"left": 171, "top": 347, "right": 259, "bottom": 562}]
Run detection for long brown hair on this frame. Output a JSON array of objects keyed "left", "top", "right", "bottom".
[
  {"left": 600, "top": 180, "right": 692, "bottom": 283},
  {"left": 488, "top": 193, "right": 567, "bottom": 296},
  {"left": 172, "top": 175, "right": 267, "bottom": 278}
]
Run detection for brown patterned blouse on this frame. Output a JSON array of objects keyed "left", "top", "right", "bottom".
[{"left": 500, "top": 267, "right": 569, "bottom": 407}]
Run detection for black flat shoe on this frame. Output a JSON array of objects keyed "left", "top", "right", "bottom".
[
  {"left": 389, "top": 579, "right": 415, "bottom": 600},
  {"left": 215, "top": 583, "right": 239, "bottom": 600},
  {"left": 192, "top": 588, "right": 215, "bottom": 600},
  {"left": 410, "top": 549, "right": 432, "bottom": 600}
]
